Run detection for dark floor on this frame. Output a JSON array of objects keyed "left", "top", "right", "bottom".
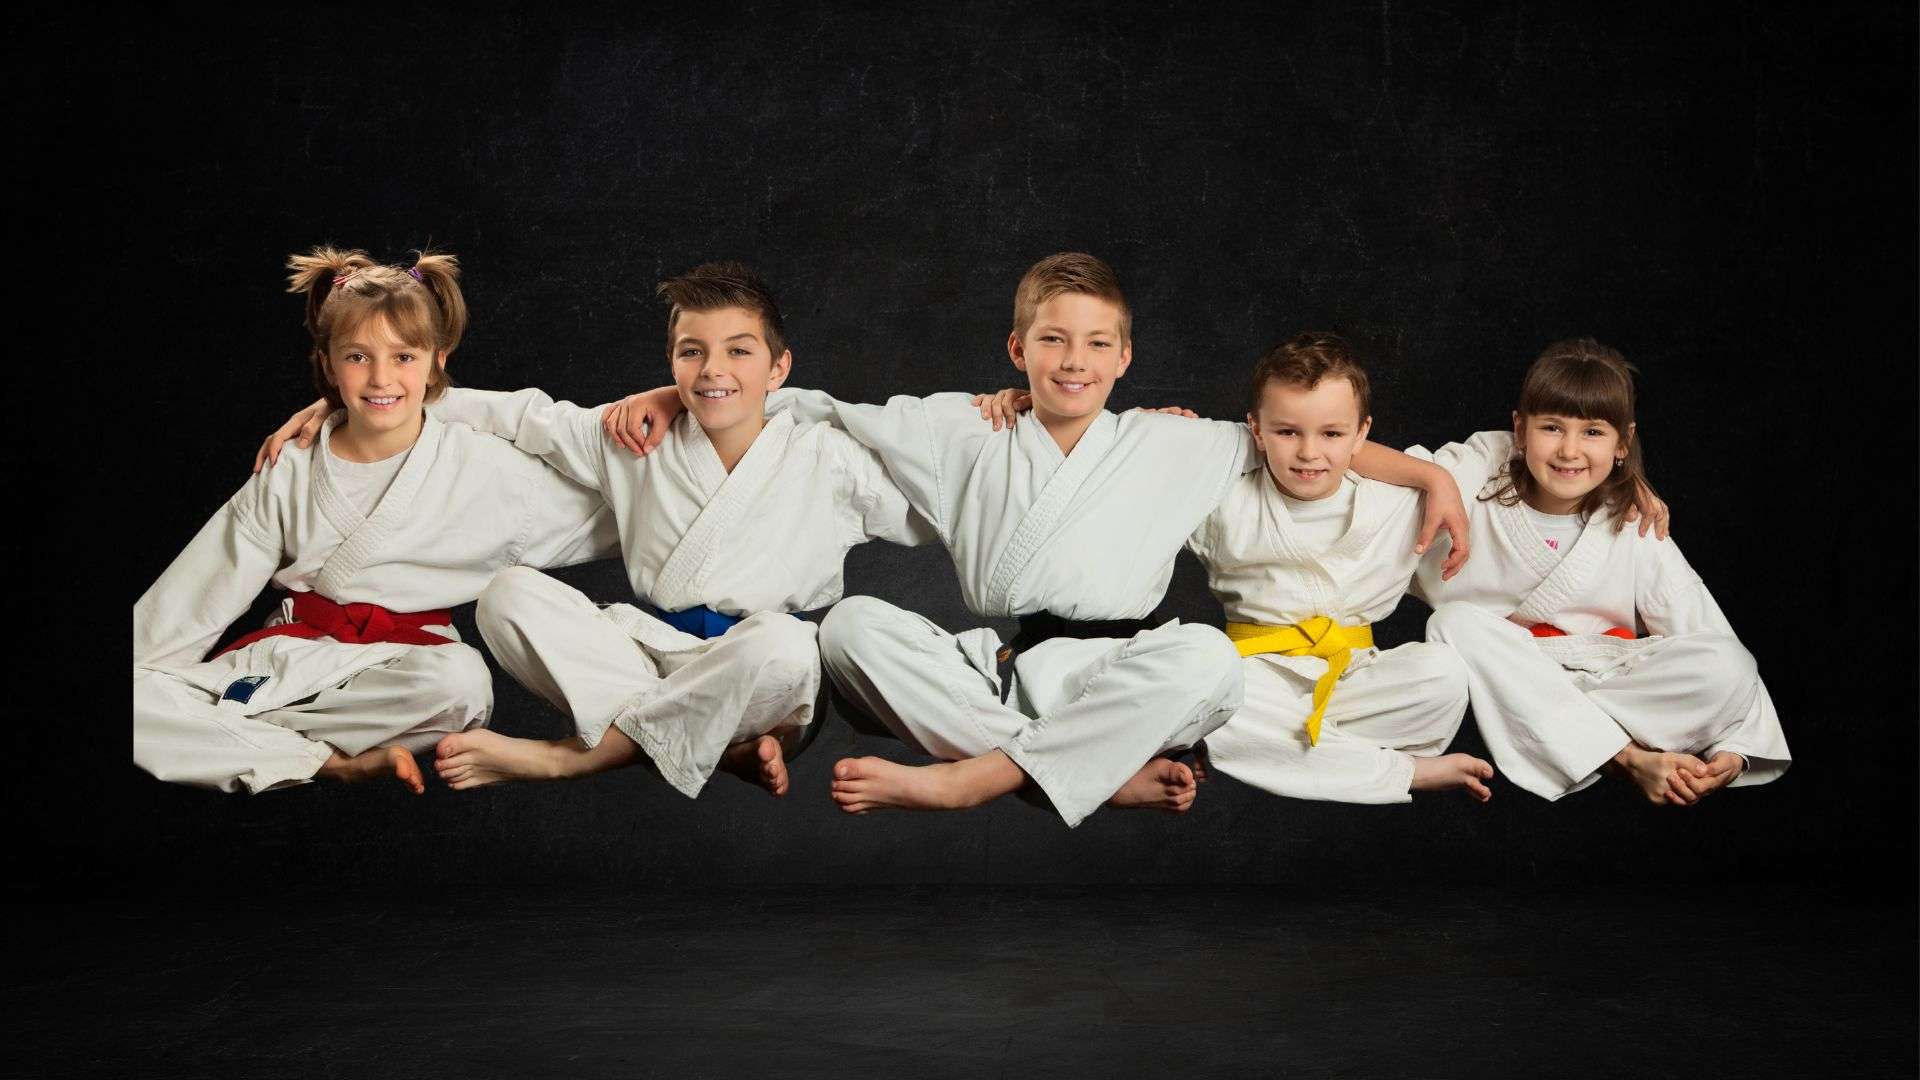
[{"left": 4, "top": 884, "right": 1910, "bottom": 1079}]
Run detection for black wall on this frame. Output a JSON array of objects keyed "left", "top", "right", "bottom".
[{"left": 31, "top": 3, "right": 1915, "bottom": 894}]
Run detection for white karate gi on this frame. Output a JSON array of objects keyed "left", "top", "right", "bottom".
[
  {"left": 1188, "top": 466, "right": 1470, "bottom": 803},
  {"left": 133, "top": 414, "right": 618, "bottom": 793},
  {"left": 766, "top": 388, "right": 1252, "bottom": 827},
  {"left": 427, "top": 388, "right": 936, "bottom": 796},
  {"left": 1415, "top": 431, "right": 1791, "bottom": 799}
]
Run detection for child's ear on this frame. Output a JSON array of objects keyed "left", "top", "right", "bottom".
[
  {"left": 767, "top": 349, "right": 793, "bottom": 390},
  {"left": 1114, "top": 341, "right": 1132, "bottom": 380},
  {"left": 1007, "top": 330, "right": 1027, "bottom": 372},
  {"left": 1246, "top": 410, "right": 1263, "bottom": 447},
  {"left": 1511, "top": 410, "right": 1524, "bottom": 439},
  {"left": 1356, "top": 415, "right": 1372, "bottom": 445}
]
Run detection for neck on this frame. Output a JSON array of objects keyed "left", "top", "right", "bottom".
[
  {"left": 1523, "top": 490, "right": 1582, "bottom": 516},
  {"left": 331, "top": 413, "right": 423, "bottom": 463},
  {"left": 1035, "top": 406, "right": 1100, "bottom": 456},
  {"left": 705, "top": 412, "right": 767, "bottom": 473}
]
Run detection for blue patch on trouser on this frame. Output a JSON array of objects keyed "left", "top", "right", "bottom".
[{"left": 221, "top": 675, "right": 270, "bottom": 704}]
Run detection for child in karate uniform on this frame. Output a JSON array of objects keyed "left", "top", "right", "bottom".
[
  {"left": 257, "top": 263, "right": 934, "bottom": 798},
  {"left": 1187, "top": 334, "right": 1493, "bottom": 803},
  {"left": 1418, "top": 339, "right": 1790, "bottom": 803},
  {"left": 606, "top": 255, "right": 1469, "bottom": 825},
  {"left": 135, "top": 248, "right": 616, "bottom": 794}
]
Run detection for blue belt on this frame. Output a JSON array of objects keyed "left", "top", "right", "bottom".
[{"left": 645, "top": 603, "right": 743, "bottom": 640}]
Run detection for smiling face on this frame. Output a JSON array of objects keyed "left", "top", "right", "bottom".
[
  {"left": 1513, "top": 412, "right": 1632, "bottom": 514},
  {"left": 1008, "top": 292, "right": 1132, "bottom": 424},
  {"left": 1249, "top": 376, "right": 1371, "bottom": 501},
  {"left": 669, "top": 305, "right": 791, "bottom": 435},
  {"left": 324, "top": 312, "right": 439, "bottom": 449}
]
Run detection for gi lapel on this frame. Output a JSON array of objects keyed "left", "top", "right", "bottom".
[
  {"left": 1506, "top": 499, "right": 1614, "bottom": 625},
  {"left": 312, "top": 414, "right": 446, "bottom": 599},
  {"left": 983, "top": 411, "right": 1117, "bottom": 615},
  {"left": 649, "top": 411, "right": 795, "bottom": 611}
]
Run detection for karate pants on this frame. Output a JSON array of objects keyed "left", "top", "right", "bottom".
[
  {"left": 818, "top": 595, "right": 1244, "bottom": 827},
  {"left": 1427, "top": 601, "right": 1785, "bottom": 799},
  {"left": 1207, "top": 643, "right": 1470, "bottom": 803},
  {"left": 133, "top": 635, "right": 493, "bottom": 794},
  {"left": 474, "top": 566, "right": 819, "bottom": 798}
]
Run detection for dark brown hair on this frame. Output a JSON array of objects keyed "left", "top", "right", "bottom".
[
  {"left": 286, "top": 246, "right": 466, "bottom": 408},
  {"left": 1483, "top": 337, "right": 1646, "bottom": 521},
  {"left": 1248, "top": 331, "right": 1372, "bottom": 422},
  {"left": 1012, "top": 252, "right": 1132, "bottom": 342},
  {"left": 656, "top": 262, "right": 787, "bottom": 360}
]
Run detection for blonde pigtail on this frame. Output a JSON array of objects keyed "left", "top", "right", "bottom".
[{"left": 286, "top": 246, "right": 375, "bottom": 342}]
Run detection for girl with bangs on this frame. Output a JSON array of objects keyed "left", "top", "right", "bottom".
[
  {"left": 132, "top": 247, "right": 616, "bottom": 794},
  {"left": 1415, "top": 339, "right": 1790, "bottom": 805}
]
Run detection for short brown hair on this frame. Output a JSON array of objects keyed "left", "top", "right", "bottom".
[
  {"left": 1012, "top": 252, "right": 1132, "bottom": 342},
  {"left": 1484, "top": 338, "right": 1647, "bottom": 521},
  {"left": 1248, "top": 331, "right": 1372, "bottom": 421},
  {"left": 656, "top": 262, "right": 787, "bottom": 360},
  {"left": 286, "top": 246, "right": 466, "bottom": 408}
]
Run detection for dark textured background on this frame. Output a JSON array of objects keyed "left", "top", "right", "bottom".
[{"left": 35, "top": 4, "right": 1916, "bottom": 896}]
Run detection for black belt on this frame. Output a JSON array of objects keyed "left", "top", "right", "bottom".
[{"left": 995, "top": 609, "right": 1168, "bottom": 702}]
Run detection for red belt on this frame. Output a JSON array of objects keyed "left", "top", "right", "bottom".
[
  {"left": 1529, "top": 623, "right": 1635, "bottom": 640},
  {"left": 216, "top": 592, "right": 455, "bottom": 656}
]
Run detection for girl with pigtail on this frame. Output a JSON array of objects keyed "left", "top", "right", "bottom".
[
  {"left": 1416, "top": 339, "right": 1791, "bottom": 805},
  {"left": 132, "top": 247, "right": 617, "bottom": 794}
]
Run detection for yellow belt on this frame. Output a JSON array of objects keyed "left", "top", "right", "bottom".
[{"left": 1226, "top": 618, "right": 1374, "bottom": 746}]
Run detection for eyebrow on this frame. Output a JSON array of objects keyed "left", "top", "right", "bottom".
[
  {"left": 676, "top": 333, "right": 763, "bottom": 347},
  {"left": 1036, "top": 325, "right": 1117, "bottom": 336}
]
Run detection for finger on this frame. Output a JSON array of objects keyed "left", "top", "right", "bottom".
[
  {"left": 1665, "top": 773, "right": 1698, "bottom": 805},
  {"left": 1414, "top": 514, "right": 1439, "bottom": 556},
  {"left": 642, "top": 415, "right": 668, "bottom": 454},
  {"left": 1656, "top": 513, "right": 1670, "bottom": 541},
  {"left": 253, "top": 441, "right": 268, "bottom": 474},
  {"left": 1443, "top": 530, "right": 1472, "bottom": 581}
]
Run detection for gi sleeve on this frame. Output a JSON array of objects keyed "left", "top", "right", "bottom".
[
  {"left": 504, "top": 451, "right": 624, "bottom": 571},
  {"left": 133, "top": 472, "right": 288, "bottom": 669},
  {"left": 836, "top": 434, "right": 939, "bottom": 548},
  {"left": 1424, "top": 430, "right": 1513, "bottom": 500},
  {"left": 429, "top": 387, "right": 613, "bottom": 494},
  {"left": 766, "top": 386, "right": 950, "bottom": 536}
]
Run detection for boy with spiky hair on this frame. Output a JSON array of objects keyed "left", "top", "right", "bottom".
[
  {"left": 608, "top": 254, "right": 1469, "bottom": 825},
  {"left": 257, "top": 262, "right": 935, "bottom": 797}
]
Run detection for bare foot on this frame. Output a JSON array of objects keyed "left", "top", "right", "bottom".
[
  {"left": 1410, "top": 752, "right": 1495, "bottom": 802},
  {"left": 316, "top": 745, "right": 424, "bottom": 795},
  {"left": 718, "top": 734, "right": 789, "bottom": 796},
  {"left": 829, "top": 751, "right": 1026, "bottom": 814},
  {"left": 433, "top": 729, "right": 573, "bottom": 789},
  {"left": 1608, "top": 743, "right": 1709, "bottom": 806},
  {"left": 1108, "top": 758, "right": 1196, "bottom": 812}
]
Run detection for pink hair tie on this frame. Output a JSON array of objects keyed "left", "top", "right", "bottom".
[
  {"left": 331, "top": 272, "right": 354, "bottom": 287},
  {"left": 408, "top": 267, "right": 423, "bottom": 281}
]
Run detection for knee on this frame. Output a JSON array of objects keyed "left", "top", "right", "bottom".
[
  {"left": 1155, "top": 623, "right": 1244, "bottom": 707},
  {"left": 819, "top": 595, "right": 900, "bottom": 672},
  {"left": 740, "top": 613, "right": 821, "bottom": 688},
  {"left": 475, "top": 566, "right": 552, "bottom": 637},
  {"left": 399, "top": 644, "right": 495, "bottom": 713},
  {"left": 1412, "top": 644, "right": 1472, "bottom": 711},
  {"left": 1425, "top": 601, "right": 1492, "bottom": 644},
  {"left": 1681, "top": 633, "right": 1758, "bottom": 694}
]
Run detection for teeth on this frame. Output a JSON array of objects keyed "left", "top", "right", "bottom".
[
  {"left": 1058, "top": 382, "right": 1087, "bottom": 391},
  {"left": 366, "top": 397, "right": 398, "bottom": 405},
  {"left": 696, "top": 389, "right": 734, "bottom": 398}
]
